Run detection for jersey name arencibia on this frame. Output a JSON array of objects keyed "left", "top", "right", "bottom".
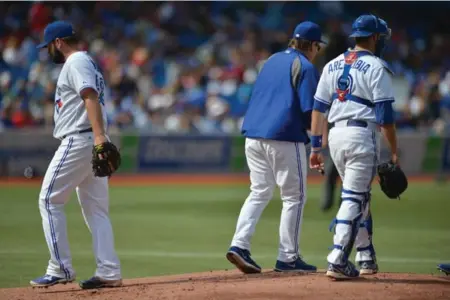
[
  {"left": 53, "top": 51, "right": 107, "bottom": 139},
  {"left": 314, "top": 49, "right": 395, "bottom": 124}
]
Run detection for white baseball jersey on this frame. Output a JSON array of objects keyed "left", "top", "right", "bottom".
[
  {"left": 314, "top": 49, "right": 395, "bottom": 124},
  {"left": 53, "top": 51, "right": 107, "bottom": 139}
]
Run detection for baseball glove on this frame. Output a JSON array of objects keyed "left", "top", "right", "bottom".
[
  {"left": 92, "top": 142, "right": 121, "bottom": 177},
  {"left": 377, "top": 161, "right": 408, "bottom": 199}
]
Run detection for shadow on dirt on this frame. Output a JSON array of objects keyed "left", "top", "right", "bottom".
[
  {"left": 37, "top": 271, "right": 314, "bottom": 295},
  {"left": 356, "top": 276, "right": 450, "bottom": 286},
  {"left": 36, "top": 272, "right": 450, "bottom": 296}
]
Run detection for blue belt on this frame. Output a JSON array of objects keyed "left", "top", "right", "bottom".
[
  {"left": 347, "top": 120, "right": 368, "bottom": 128},
  {"left": 333, "top": 119, "right": 378, "bottom": 131},
  {"left": 62, "top": 128, "right": 93, "bottom": 139},
  {"left": 333, "top": 120, "right": 368, "bottom": 128}
]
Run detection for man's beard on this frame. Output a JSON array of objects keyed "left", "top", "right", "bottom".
[{"left": 49, "top": 48, "right": 65, "bottom": 64}]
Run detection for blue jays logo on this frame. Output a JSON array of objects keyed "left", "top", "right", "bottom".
[
  {"left": 345, "top": 52, "right": 357, "bottom": 64},
  {"left": 55, "top": 98, "right": 63, "bottom": 113},
  {"left": 336, "top": 74, "right": 354, "bottom": 102}
]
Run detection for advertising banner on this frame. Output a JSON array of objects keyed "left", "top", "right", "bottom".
[
  {"left": 0, "top": 130, "right": 442, "bottom": 176},
  {"left": 137, "top": 135, "right": 232, "bottom": 172},
  {"left": 0, "top": 131, "right": 59, "bottom": 177},
  {"left": 0, "top": 130, "right": 122, "bottom": 177}
]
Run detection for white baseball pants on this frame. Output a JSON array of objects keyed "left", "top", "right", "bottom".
[
  {"left": 231, "top": 138, "right": 308, "bottom": 262},
  {"left": 38, "top": 133, "right": 121, "bottom": 280},
  {"left": 327, "top": 126, "right": 380, "bottom": 265}
]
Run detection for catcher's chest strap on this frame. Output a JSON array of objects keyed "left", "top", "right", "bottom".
[{"left": 334, "top": 51, "right": 373, "bottom": 107}]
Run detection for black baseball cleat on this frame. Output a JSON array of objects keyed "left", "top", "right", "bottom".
[
  {"left": 226, "top": 246, "right": 262, "bottom": 274},
  {"left": 274, "top": 257, "right": 317, "bottom": 273},
  {"left": 358, "top": 260, "right": 379, "bottom": 275},
  {"left": 437, "top": 263, "right": 450, "bottom": 275},
  {"left": 30, "top": 274, "right": 75, "bottom": 288},
  {"left": 79, "top": 276, "right": 122, "bottom": 289},
  {"left": 326, "top": 261, "right": 360, "bottom": 280}
]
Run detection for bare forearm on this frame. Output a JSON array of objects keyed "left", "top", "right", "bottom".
[
  {"left": 381, "top": 124, "right": 398, "bottom": 155},
  {"left": 311, "top": 110, "right": 325, "bottom": 136},
  {"left": 84, "top": 96, "right": 106, "bottom": 138},
  {"left": 322, "top": 120, "right": 329, "bottom": 147}
]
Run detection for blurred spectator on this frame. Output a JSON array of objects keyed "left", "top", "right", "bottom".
[
  {"left": 1, "top": 2, "right": 450, "bottom": 134},
  {"left": 29, "top": 2, "right": 52, "bottom": 36}
]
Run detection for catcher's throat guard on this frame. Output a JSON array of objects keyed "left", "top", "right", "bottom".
[{"left": 377, "top": 161, "right": 408, "bottom": 199}]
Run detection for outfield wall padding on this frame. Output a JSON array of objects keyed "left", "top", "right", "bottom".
[{"left": 0, "top": 129, "right": 448, "bottom": 177}]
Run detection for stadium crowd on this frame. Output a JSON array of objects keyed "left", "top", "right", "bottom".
[{"left": 1, "top": 2, "right": 450, "bottom": 134}]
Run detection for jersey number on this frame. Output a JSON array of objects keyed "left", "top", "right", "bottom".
[
  {"left": 95, "top": 75, "right": 105, "bottom": 106},
  {"left": 90, "top": 58, "right": 105, "bottom": 106}
]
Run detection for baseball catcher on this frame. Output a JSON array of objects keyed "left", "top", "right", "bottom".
[
  {"left": 310, "top": 14, "right": 397, "bottom": 279},
  {"left": 92, "top": 141, "right": 121, "bottom": 177},
  {"left": 377, "top": 161, "right": 408, "bottom": 199}
]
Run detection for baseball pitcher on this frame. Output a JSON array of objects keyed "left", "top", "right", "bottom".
[
  {"left": 309, "top": 15, "right": 398, "bottom": 279},
  {"left": 30, "top": 21, "right": 122, "bottom": 289},
  {"left": 226, "top": 21, "right": 325, "bottom": 274}
]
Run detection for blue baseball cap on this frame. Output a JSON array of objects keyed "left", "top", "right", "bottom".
[
  {"left": 349, "top": 15, "right": 391, "bottom": 38},
  {"left": 36, "top": 21, "right": 75, "bottom": 49},
  {"left": 292, "top": 21, "right": 326, "bottom": 44}
]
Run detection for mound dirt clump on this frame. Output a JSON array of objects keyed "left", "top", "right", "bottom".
[{"left": 1, "top": 270, "right": 449, "bottom": 300}]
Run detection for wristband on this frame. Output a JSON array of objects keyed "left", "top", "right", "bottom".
[
  {"left": 311, "top": 135, "right": 322, "bottom": 148},
  {"left": 311, "top": 148, "right": 322, "bottom": 154}
]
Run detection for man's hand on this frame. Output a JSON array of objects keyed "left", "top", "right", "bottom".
[
  {"left": 391, "top": 153, "right": 399, "bottom": 165},
  {"left": 94, "top": 135, "right": 108, "bottom": 146},
  {"left": 309, "top": 151, "right": 325, "bottom": 174}
]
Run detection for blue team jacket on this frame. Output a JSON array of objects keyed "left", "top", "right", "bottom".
[{"left": 242, "top": 48, "right": 319, "bottom": 144}]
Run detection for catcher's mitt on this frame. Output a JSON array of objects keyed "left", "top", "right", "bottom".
[
  {"left": 92, "top": 142, "right": 121, "bottom": 177},
  {"left": 377, "top": 161, "right": 408, "bottom": 199}
]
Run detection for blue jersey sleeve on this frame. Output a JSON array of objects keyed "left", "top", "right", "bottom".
[
  {"left": 375, "top": 100, "right": 395, "bottom": 125},
  {"left": 297, "top": 65, "right": 319, "bottom": 113}
]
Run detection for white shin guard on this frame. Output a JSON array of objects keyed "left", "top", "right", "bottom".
[{"left": 327, "top": 188, "right": 374, "bottom": 266}]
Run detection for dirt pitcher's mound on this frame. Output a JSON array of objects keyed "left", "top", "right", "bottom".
[{"left": 1, "top": 270, "right": 450, "bottom": 300}]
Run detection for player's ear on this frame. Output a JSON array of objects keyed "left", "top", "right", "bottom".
[{"left": 54, "top": 38, "right": 62, "bottom": 49}]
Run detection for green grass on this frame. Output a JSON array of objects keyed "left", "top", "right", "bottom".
[{"left": 0, "top": 182, "right": 449, "bottom": 288}]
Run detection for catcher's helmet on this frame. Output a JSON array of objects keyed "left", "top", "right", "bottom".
[{"left": 349, "top": 14, "right": 391, "bottom": 39}]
